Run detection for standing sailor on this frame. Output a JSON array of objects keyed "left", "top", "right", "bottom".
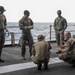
[
  {"left": 19, "top": 10, "right": 34, "bottom": 60},
  {"left": 54, "top": 10, "right": 67, "bottom": 53},
  {"left": 0, "top": 6, "right": 8, "bottom": 62}
]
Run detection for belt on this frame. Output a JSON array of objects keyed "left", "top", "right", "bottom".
[{"left": 56, "top": 29, "right": 62, "bottom": 31}]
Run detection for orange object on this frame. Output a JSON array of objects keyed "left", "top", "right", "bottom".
[{"left": 59, "top": 45, "right": 65, "bottom": 49}]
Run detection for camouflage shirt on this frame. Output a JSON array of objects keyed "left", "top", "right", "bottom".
[
  {"left": 0, "top": 14, "right": 7, "bottom": 30},
  {"left": 54, "top": 16, "right": 67, "bottom": 31},
  {"left": 64, "top": 38, "right": 75, "bottom": 51},
  {"left": 19, "top": 17, "right": 34, "bottom": 34}
]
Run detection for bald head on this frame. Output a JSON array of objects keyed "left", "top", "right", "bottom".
[
  {"left": 65, "top": 32, "right": 71, "bottom": 41},
  {"left": 66, "top": 32, "right": 71, "bottom": 36}
]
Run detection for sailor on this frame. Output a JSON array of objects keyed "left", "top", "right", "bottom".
[
  {"left": 31, "top": 35, "right": 51, "bottom": 70},
  {"left": 54, "top": 10, "right": 67, "bottom": 53},
  {"left": 58, "top": 32, "right": 75, "bottom": 66},
  {"left": 0, "top": 6, "right": 8, "bottom": 62},
  {"left": 19, "top": 10, "right": 34, "bottom": 60}
]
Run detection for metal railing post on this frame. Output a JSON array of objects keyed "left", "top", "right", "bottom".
[
  {"left": 50, "top": 25, "right": 52, "bottom": 42},
  {"left": 10, "top": 32, "right": 15, "bottom": 46}
]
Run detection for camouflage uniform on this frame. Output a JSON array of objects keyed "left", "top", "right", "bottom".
[
  {"left": 0, "top": 14, "right": 7, "bottom": 58},
  {"left": 58, "top": 38, "right": 75, "bottom": 64},
  {"left": 31, "top": 40, "right": 51, "bottom": 70},
  {"left": 19, "top": 17, "right": 34, "bottom": 57},
  {"left": 54, "top": 17, "right": 67, "bottom": 46}
]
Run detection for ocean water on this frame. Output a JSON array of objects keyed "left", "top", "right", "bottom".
[{"left": 5, "top": 22, "right": 75, "bottom": 44}]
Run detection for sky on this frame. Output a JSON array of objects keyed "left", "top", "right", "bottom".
[{"left": 0, "top": 0, "right": 75, "bottom": 22}]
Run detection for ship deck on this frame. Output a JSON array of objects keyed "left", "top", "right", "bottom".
[{"left": 0, "top": 43, "right": 75, "bottom": 75}]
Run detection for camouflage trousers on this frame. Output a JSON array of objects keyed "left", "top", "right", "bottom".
[
  {"left": 0, "top": 30, "right": 5, "bottom": 58},
  {"left": 55, "top": 31, "right": 64, "bottom": 46},
  {"left": 21, "top": 34, "right": 33, "bottom": 57},
  {"left": 58, "top": 51, "right": 75, "bottom": 64}
]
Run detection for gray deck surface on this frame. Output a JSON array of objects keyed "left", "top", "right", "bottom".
[{"left": 0, "top": 43, "right": 75, "bottom": 75}]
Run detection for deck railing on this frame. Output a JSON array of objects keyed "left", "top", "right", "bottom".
[{"left": 5, "top": 24, "right": 75, "bottom": 46}]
